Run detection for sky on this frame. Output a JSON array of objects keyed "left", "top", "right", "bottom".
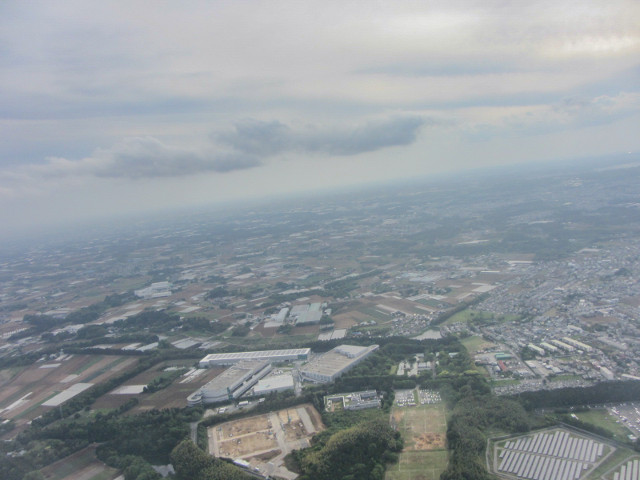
[{"left": 1, "top": 0, "right": 639, "bottom": 234}]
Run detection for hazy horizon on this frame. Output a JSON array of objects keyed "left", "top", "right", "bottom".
[{"left": 1, "top": 1, "right": 639, "bottom": 234}]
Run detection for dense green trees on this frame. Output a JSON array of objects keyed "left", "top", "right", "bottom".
[
  {"left": 181, "top": 317, "right": 228, "bottom": 334},
  {"left": 205, "top": 286, "right": 230, "bottom": 299},
  {"left": 440, "top": 382, "right": 531, "bottom": 480},
  {"left": 231, "top": 322, "right": 251, "bottom": 336},
  {"left": 515, "top": 380, "right": 640, "bottom": 410},
  {"left": 170, "top": 440, "right": 252, "bottom": 480},
  {"left": 290, "top": 418, "right": 402, "bottom": 480},
  {"left": 114, "top": 310, "right": 181, "bottom": 332}
]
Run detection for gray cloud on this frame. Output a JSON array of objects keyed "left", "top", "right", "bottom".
[
  {"left": 217, "top": 116, "right": 427, "bottom": 157},
  {"left": 91, "top": 137, "right": 260, "bottom": 178},
  {"left": 33, "top": 137, "right": 261, "bottom": 180}
]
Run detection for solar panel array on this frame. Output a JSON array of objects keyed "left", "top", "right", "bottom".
[
  {"left": 612, "top": 458, "right": 639, "bottom": 480},
  {"left": 497, "top": 430, "right": 606, "bottom": 480}
]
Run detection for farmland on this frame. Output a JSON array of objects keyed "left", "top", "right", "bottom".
[
  {"left": 39, "top": 445, "right": 119, "bottom": 480},
  {"left": 91, "top": 361, "right": 225, "bottom": 411},
  {"left": 0, "top": 354, "right": 138, "bottom": 431}
]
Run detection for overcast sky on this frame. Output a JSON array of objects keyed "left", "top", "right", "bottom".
[{"left": 1, "top": 0, "right": 639, "bottom": 234}]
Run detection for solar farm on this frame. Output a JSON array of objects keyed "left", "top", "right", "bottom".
[
  {"left": 608, "top": 456, "right": 640, "bottom": 480},
  {"left": 490, "top": 427, "right": 613, "bottom": 480}
]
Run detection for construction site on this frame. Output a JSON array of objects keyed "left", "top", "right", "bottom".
[{"left": 208, "top": 404, "right": 324, "bottom": 479}]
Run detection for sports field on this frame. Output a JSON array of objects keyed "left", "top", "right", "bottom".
[{"left": 386, "top": 399, "right": 448, "bottom": 480}]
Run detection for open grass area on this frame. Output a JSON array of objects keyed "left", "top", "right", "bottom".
[
  {"left": 460, "top": 335, "right": 494, "bottom": 354},
  {"left": 357, "top": 306, "right": 391, "bottom": 322},
  {"left": 385, "top": 450, "right": 448, "bottom": 480},
  {"left": 491, "top": 379, "right": 521, "bottom": 387},
  {"left": 416, "top": 298, "right": 443, "bottom": 308},
  {"left": 575, "top": 409, "right": 634, "bottom": 441},
  {"left": 443, "top": 309, "right": 518, "bottom": 326}
]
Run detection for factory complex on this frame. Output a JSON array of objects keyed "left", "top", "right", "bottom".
[
  {"left": 188, "top": 344, "right": 379, "bottom": 405},
  {"left": 187, "top": 360, "right": 272, "bottom": 406}
]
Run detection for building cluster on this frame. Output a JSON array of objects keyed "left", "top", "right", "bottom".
[
  {"left": 188, "top": 345, "right": 378, "bottom": 406},
  {"left": 476, "top": 238, "right": 640, "bottom": 383}
]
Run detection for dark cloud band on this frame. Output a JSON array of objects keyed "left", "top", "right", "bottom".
[{"left": 218, "top": 116, "right": 427, "bottom": 157}]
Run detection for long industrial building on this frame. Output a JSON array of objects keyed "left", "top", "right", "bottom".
[
  {"left": 187, "top": 360, "right": 272, "bottom": 406},
  {"left": 198, "top": 348, "right": 311, "bottom": 367},
  {"left": 300, "top": 344, "right": 379, "bottom": 383}
]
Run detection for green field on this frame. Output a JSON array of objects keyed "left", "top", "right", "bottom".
[
  {"left": 416, "top": 298, "right": 443, "bottom": 308},
  {"left": 491, "top": 378, "right": 521, "bottom": 387},
  {"left": 574, "top": 409, "right": 634, "bottom": 441},
  {"left": 443, "top": 309, "right": 518, "bottom": 326},
  {"left": 357, "top": 306, "right": 391, "bottom": 322},
  {"left": 386, "top": 401, "right": 448, "bottom": 480},
  {"left": 386, "top": 450, "right": 449, "bottom": 480},
  {"left": 460, "top": 335, "right": 494, "bottom": 354}
]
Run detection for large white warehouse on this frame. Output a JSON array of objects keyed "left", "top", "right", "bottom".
[
  {"left": 198, "top": 348, "right": 311, "bottom": 367},
  {"left": 300, "top": 344, "right": 379, "bottom": 383}
]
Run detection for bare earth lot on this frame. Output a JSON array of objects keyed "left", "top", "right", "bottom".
[
  {"left": 209, "top": 404, "right": 324, "bottom": 479},
  {"left": 386, "top": 399, "right": 448, "bottom": 480}
]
